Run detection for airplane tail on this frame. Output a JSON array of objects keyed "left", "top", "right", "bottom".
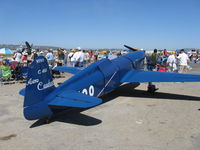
[{"left": 24, "top": 56, "right": 55, "bottom": 107}]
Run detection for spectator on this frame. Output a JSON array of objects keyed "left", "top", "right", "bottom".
[
  {"left": 107, "top": 51, "right": 117, "bottom": 60},
  {"left": 13, "top": 50, "right": 22, "bottom": 62},
  {"left": 31, "top": 50, "right": 38, "bottom": 60},
  {"left": 63, "top": 50, "right": 68, "bottom": 67},
  {"left": 46, "top": 49, "right": 55, "bottom": 67},
  {"left": 22, "top": 52, "right": 28, "bottom": 64},
  {"left": 68, "top": 49, "right": 75, "bottom": 67},
  {"left": 88, "top": 51, "right": 93, "bottom": 63},
  {"left": 36, "top": 49, "right": 41, "bottom": 56},
  {"left": 145, "top": 53, "right": 152, "bottom": 71},
  {"left": 117, "top": 52, "right": 122, "bottom": 57},
  {"left": 167, "top": 51, "right": 177, "bottom": 72},
  {"left": 150, "top": 49, "right": 158, "bottom": 71},
  {"left": 157, "top": 52, "right": 168, "bottom": 65},
  {"left": 84, "top": 50, "right": 90, "bottom": 66},
  {"left": 93, "top": 55, "right": 98, "bottom": 62},
  {"left": 73, "top": 47, "right": 85, "bottom": 67},
  {"left": 57, "top": 48, "right": 65, "bottom": 66},
  {"left": 177, "top": 49, "right": 189, "bottom": 73},
  {"left": 39, "top": 51, "right": 44, "bottom": 56},
  {"left": 163, "top": 49, "right": 169, "bottom": 56},
  {"left": 0, "top": 61, "right": 12, "bottom": 79}
]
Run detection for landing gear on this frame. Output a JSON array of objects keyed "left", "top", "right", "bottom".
[{"left": 147, "top": 82, "right": 159, "bottom": 93}]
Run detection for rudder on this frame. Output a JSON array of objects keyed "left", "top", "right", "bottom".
[{"left": 24, "top": 56, "right": 55, "bottom": 107}]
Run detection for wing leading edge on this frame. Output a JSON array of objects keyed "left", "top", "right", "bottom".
[
  {"left": 54, "top": 66, "right": 83, "bottom": 74},
  {"left": 121, "top": 70, "right": 200, "bottom": 83},
  {"left": 48, "top": 90, "right": 102, "bottom": 109}
]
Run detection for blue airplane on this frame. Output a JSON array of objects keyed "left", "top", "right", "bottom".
[{"left": 19, "top": 50, "right": 200, "bottom": 121}]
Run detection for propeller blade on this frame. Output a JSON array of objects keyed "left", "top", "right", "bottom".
[
  {"left": 25, "top": 41, "right": 31, "bottom": 49},
  {"left": 124, "top": 45, "right": 138, "bottom": 51},
  {"left": 25, "top": 41, "right": 32, "bottom": 55}
]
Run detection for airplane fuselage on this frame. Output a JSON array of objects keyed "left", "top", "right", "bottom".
[
  {"left": 49, "top": 51, "right": 145, "bottom": 98},
  {"left": 23, "top": 51, "right": 145, "bottom": 120}
]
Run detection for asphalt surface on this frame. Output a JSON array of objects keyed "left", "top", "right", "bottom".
[{"left": 0, "top": 63, "right": 200, "bottom": 150}]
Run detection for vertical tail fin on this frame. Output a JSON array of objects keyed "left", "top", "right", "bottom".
[{"left": 24, "top": 56, "right": 55, "bottom": 107}]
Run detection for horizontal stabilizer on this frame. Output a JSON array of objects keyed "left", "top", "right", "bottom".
[
  {"left": 121, "top": 70, "right": 200, "bottom": 83},
  {"left": 54, "top": 66, "right": 83, "bottom": 74},
  {"left": 48, "top": 90, "right": 102, "bottom": 108}
]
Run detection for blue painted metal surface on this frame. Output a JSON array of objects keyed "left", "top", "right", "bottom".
[
  {"left": 55, "top": 66, "right": 82, "bottom": 74},
  {"left": 19, "top": 51, "right": 200, "bottom": 120},
  {"left": 48, "top": 90, "right": 102, "bottom": 108},
  {"left": 24, "top": 56, "right": 55, "bottom": 107},
  {"left": 121, "top": 70, "right": 200, "bottom": 82}
]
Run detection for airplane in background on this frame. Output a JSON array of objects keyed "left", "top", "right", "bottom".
[{"left": 19, "top": 46, "right": 200, "bottom": 121}]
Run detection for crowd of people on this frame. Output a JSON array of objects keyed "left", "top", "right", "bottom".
[
  {"left": 0, "top": 47, "right": 99, "bottom": 81},
  {"left": 44, "top": 47, "right": 98, "bottom": 68},
  {"left": 0, "top": 47, "right": 199, "bottom": 82},
  {"left": 145, "top": 49, "right": 197, "bottom": 73}
]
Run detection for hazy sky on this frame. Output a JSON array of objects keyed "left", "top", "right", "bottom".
[{"left": 1, "top": 0, "right": 200, "bottom": 49}]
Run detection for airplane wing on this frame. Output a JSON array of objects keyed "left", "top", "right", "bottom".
[
  {"left": 121, "top": 70, "right": 200, "bottom": 83},
  {"left": 48, "top": 90, "right": 102, "bottom": 109},
  {"left": 54, "top": 66, "right": 83, "bottom": 74}
]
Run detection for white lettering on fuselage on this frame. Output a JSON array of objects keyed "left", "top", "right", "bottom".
[
  {"left": 27, "top": 78, "right": 39, "bottom": 86},
  {"left": 36, "top": 58, "right": 45, "bottom": 63},
  {"left": 82, "top": 89, "right": 88, "bottom": 95},
  {"left": 27, "top": 78, "right": 54, "bottom": 91},
  {"left": 37, "top": 80, "right": 54, "bottom": 91},
  {"left": 89, "top": 85, "right": 94, "bottom": 96},
  {"left": 38, "top": 68, "right": 48, "bottom": 74},
  {"left": 82, "top": 85, "right": 94, "bottom": 96}
]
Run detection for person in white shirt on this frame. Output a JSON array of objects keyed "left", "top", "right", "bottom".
[
  {"left": 107, "top": 51, "right": 117, "bottom": 60},
  {"left": 13, "top": 51, "right": 22, "bottom": 62},
  {"left": 68, "top": 49, "right": 75, "bottom": 67},
  {"left": 72, "top": 47, "right": 85, "bottom": 67},
  {"left": 167, "top": 51, "right": 177, "bottom": 72},
  {"left": 177, "top": 49, "right": 189, "bottom": 73}
]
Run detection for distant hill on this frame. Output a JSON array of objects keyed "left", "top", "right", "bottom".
[
  {"left": 0, "top": 44, "right": 62, "bottom": 50},
  {"left": 1, "top": 44, "right": 198, "bottom": 52},
  {"left": 183, "top": 48, "right": 200, "bottom": 51},
  {"left": 0, "top": 44, "right": 123, "bottom": 51}
]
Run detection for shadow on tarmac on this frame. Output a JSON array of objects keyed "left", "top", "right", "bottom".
[
  {"left": 30, "top": 82, "right": 200, "bottom": 128},
  {"left": 30, "top": 110, "right": 102, "bottom": 128},
  {"left": 110, "top": 83, "right": 200, "bottom": 101}
]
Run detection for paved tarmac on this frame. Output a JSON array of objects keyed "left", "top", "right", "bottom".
[{"left": 0, "top": 64, "right": 200, "bottom": 150}]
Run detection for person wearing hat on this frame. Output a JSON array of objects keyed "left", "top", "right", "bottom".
[
  {"left": 73, "top": 47, "right": 85, "bottom": 67},
  {"left": 167, "top": 51, "right": 177, "bottom": 72}
]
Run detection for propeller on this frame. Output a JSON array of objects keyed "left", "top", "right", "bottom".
[
  {"left": 25, "top": 41, "right": 32, "bottom": 55},
  {"left": 124, "top": 45, "right": 138, "bottom": 51}
]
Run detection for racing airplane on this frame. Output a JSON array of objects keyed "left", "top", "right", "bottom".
[{"left": 20, "top": 49, "right": 200, "bottom": 121}]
